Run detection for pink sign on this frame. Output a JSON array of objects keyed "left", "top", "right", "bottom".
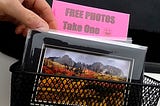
[{"left": 52, "top": 0, "right": 130, "bottom": 40}]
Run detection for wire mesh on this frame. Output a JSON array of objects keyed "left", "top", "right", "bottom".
[{"left": 10, "top": 62, "right": 160, "bottom": 106}]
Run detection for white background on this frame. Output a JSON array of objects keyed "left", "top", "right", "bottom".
[
  {"left": 0, "top": 52, "right": 159, "bottom": 106},
  {"left": 0, "top": 52, "right": 17, "bottom": 106}
]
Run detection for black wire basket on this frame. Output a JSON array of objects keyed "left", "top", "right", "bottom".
[{"left": 10, "top": 62, "right": 160, "bottom": 106}]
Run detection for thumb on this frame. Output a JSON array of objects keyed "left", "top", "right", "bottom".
[{"left": 4, "top": 0, "right": 49, "bottom": 31}]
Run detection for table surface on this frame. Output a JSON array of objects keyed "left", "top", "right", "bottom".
[{"left": 0, "top": 52, "right": 159, "bottom": 106}]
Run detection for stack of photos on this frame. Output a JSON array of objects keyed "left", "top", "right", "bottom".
[{"left": 21, "top": 30, "right": 147, "bottom": 105}]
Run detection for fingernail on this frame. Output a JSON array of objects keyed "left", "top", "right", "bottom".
[{"left": 36, "top": 26, "right": 49, "bottom": 32}]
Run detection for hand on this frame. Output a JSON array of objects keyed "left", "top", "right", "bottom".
[{"left": 0, "top": 0, "right": 57, "bottom": 36}]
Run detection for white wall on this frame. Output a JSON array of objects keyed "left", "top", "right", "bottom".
[{"left": 0, "top": 52, "right": 17, "bottom": 106}]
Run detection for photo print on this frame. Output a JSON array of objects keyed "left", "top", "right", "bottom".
[{"left": 41, "top": 45, "right": 133, "bottom": 82}]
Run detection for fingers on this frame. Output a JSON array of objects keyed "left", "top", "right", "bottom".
[
  {"left": 15, "top": 24, "right": 28, "bottom": 36},
  {"left": 3, "top": 0, "right": 49, "bottom": 31},
  {"left": 1, "top": 0, "right": 57, "bottom": 36},
  {"left": 27, "top": 0, "right": 57, "bottom": 29},
  {"left": 15, "top": 24, "right": 26, "bottom": 35}
]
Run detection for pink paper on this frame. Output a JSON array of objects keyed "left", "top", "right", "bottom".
[{"left": 52, "top": 0, "right": 130, "bottom": 40}]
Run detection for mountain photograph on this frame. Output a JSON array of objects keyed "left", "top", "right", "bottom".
[{"left": 42, "top": 53, "right": 127, "bottom": 82}]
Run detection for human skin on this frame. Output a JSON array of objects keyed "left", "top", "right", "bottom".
[{"left": 0, "top": 0, "right": 56, "bottom": 36}]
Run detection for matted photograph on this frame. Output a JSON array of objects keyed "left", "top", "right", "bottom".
[{"left": 22, "top": 29, "right": 147, "bottom": 82}]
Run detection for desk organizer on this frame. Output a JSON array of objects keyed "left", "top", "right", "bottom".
[{"left": 10, "top": 62, "right": 160, "bottom": 106}]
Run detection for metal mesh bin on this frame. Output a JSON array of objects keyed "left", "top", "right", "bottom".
[{"left": 10, "top": 62, "right": 160, "bottom": 106}]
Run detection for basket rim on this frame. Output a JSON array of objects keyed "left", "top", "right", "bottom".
[
  {"left": 9, "top": 61, "right": 160, "bottom": 87},
  {"left": 10, "top": 69, "right": 160, "bottom": 88}
]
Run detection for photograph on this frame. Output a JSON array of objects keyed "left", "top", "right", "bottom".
[{"left": 41, "top": 45, "right": 133, "bottom": 82}]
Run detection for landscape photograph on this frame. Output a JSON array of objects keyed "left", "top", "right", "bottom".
[{"left": 41, "top": 47, "right": 132, "bottom": 82}]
